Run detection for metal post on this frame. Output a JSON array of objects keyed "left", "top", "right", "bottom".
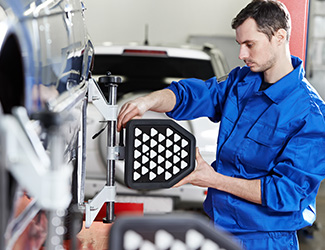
[
  {"left": 104, "top": 83, "right": 118, "bottom": 223},
  {"left": 86, "top": 74, "right": 121, "bottom": 227}
]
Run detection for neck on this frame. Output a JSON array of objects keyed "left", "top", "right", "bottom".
[{"left": 264, "top": 47, "right": 293, "bottom": 83}]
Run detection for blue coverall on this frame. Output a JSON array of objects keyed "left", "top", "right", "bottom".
[{"left": 166, "top": 56, "right": 325, "bottom": 249}]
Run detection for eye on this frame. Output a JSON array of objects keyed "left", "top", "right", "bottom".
[{"left": 246, "top": 43, "right": 254, "bottom": 48}]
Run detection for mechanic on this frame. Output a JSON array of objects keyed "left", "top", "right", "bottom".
[{"left": 117, "top": 0, "right": 325, "bottom": 249}]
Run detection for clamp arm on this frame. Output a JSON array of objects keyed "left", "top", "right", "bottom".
[
  {"left": 88, "top": 77, "right": 118, "bottom": 121},
  {"left": 85, "top": 186, "right": 116, "bottom": 228}
]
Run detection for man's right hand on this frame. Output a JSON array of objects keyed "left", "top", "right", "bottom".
[
  {"left": 117, "top": 96, "right": 149, "bottom": 131},
  {"left": 116, "top": 89, "right": 177, "bottom": 132}
]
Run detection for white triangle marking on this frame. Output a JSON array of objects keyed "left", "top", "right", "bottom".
[
  {"left": 173, "top": 166, "right": 180, "bottom": 174},
  {"left": 151, "top": 128, "right": 158, "bottom": 137},
  {"left": 158, "top": 144, "right": 165, "bottom": 153},
  {"left": 157, "top": 166, "right": 164, "bottom": 175},
  {"left": 174, "top": 133, "right": 181, "bottom": 142},
  {"left": 200, "top": 239, "right": 220, "bottom": 250},
  {"left": 135, "top": 128, "right": 142, "bottom": 137},
  {"left": 134, "top": 139, "right": 141, "bottom": 148},
  {"left": 165, "top": 161, "right": 172, "bottom": 169},
  {"left": 166, "top": 139, "right": 173, "bottom": 148},
  {"left": 142, "top": 155, "right": 149, "bottom": 164},
  {"left": 150, "top": 161, "right": 157, "bottom": 169},
  {"left": 170, "top": 240, "right": 187, "bottom": 250},
  {"left": 165, "top": 172, "right": 172, "bottom": 180},
  {"left": 142, "top": 144, "right": 149, "bottom": 153},
  {"left": 173, "top": 155, "right": 180, "bottom": 164},
  {"left": 186, "top": 229, "right": 205, "bottom": 249},
  {"left": 155, "top": 230, "right": 174, "bottom": 249},
  {"left": 181, "top": 139, "right": 188, "bottom": 147},
  {"left": 150, "top": 150, "right": 157, "bottom": 159},
  {"left": 141, "top": 240, "right": 156, "bottom": 249},
  {"left": 166, "top": 128, "right": 173, "bottom": 137},
  {"left": 134, "top": 161, "right": 141, "bottom": 170},
  {"left": 149, "top": 171, "right": 157, "bottom": 180},
  {"left": 141, "top": 166, "right": 148, "bottom": 175},
  {"left": 150, "top": 139, "right": 157, "bottom": 148},
  {"left": 173, "top": 144, "right": 180, "bottom": 153},
  {"left": 133, "top": 172, "right": 141, "bottom": 181},
  {"left": 181, "top": 150, "right": 188, "bottom": 158},
  {"left": 124, "top": 230, "right": 142, "bottom": 249},
  {"left": 181, "top": 161, "right": 187, "bottom": 169},
  {"left": 158, "top": 155, "right": 164, "bottom": 164},
  {"left": 165, "top": 150, "right": 173, "bottom": 159},
  {"left": 158, "top": 133, "right": 165, "bottom": 142},
  {"left": 143, "top": 133, "right": 150, "bottom": 142},
  {"left": 134, "top": 150, "right": 141, "bottom": 159}
]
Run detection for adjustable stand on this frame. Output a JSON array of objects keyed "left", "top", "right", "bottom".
[
  {"left": 85, "top": 73, "right": 196, "bottom": 228},
  {"left": 86, "top": 74, "right": 123, "bottom": 228}
]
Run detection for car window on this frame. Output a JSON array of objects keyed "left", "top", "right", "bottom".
[{"left": 93, "top": 55, "right": 215, "bottom": 80}]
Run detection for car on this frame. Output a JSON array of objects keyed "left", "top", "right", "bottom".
[
  {"left": 85, "top": 43, "right": 230, "bottom": 213},
  {"left": 0, "top": 0, "right": 93, "bottom": 248}
]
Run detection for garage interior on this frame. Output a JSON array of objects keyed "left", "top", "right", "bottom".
[
  {"left": 81, "top": 0, "right": 325, "bottom": 249},
  {"left": 1, "top": 0, "right": 325, "bottom": 249}
]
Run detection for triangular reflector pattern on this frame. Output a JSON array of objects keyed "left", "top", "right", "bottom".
[{"left": 125, "top": 120, "right": 196, "bottom": 189}]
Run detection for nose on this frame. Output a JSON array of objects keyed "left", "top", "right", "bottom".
[{"left": 238, "top": 45, "right": 248, "bottom": 61}]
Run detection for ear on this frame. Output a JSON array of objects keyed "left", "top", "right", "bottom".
[{"left": 275, "top": 28, "right": 287, "bottom": 45}]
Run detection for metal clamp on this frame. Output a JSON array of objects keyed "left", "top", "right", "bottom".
[
  {"left": 85, "top": 186, "right": 116, "bottom": 228},
  {"left": 107, "top": 146, "right": 125, "bottom": 160},
  {"left": 88, "top": 78, "right": 118, "bottom": 121}
]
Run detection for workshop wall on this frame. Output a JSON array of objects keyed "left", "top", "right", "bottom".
[
  {"left": 83, "top": 0, "right": 250, "bottom": 46},
  {"left": 83, "top": 0, "right": 325, "bottom": 100}
]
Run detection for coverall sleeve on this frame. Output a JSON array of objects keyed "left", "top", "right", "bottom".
[
  {"left": 261, "top": 111, "right": 325, "bottom": 212},
  {"left": 165, "top": 72, "right": 236, "bottom": 122}
]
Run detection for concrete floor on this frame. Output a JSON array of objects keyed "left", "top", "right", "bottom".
[{"left": 299, "top": 181, "right": 325, "bottom": 250}]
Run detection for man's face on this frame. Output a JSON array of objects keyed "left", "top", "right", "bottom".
[{"left": 236, "top": 18, "right": 277, "bottom": 73}]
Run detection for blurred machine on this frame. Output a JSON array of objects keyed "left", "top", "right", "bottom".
[{"left": 109, "top": 214, "right": 241, "bottom": 250}]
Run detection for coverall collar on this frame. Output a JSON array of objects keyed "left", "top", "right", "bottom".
[{"left": 260, "top": 56, "right": 305, "bottom": 104}]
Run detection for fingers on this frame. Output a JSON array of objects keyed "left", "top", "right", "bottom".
[
  {"left": 173, "top": 147, "right": 201, "bottom": 188},
  {"left": 195, "top": 147, "right": 204, "bottom": 164},
  {"left": 117, "top": 102, "right": 140, "bottom": 131},
  {"left": 173, "top": 176, "right": 190, "bottom": 188}
]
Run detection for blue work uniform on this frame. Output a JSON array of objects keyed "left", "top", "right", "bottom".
[{"left": 166, "top": 56, "right": 325, "bottom": 249}]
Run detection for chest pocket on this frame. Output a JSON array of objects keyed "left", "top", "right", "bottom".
[{"left": 238, "top": 122, "right": 287, "bottom": 172}]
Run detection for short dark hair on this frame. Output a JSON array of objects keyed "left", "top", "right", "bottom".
[{"left": 231, "top": 0, "right": 291, "bottom": 41}]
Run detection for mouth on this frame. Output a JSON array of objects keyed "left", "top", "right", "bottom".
[{"left": 245, "top": 61, "right": 254, "bottom": 67}]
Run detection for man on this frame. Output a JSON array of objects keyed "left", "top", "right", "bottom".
[{"left": 117, "top": 0, "right": 325, "bottom": 249}]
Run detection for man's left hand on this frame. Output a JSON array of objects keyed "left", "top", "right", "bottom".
[{"left": 173, "top": 147, "right": 218, "bottom": 188}]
